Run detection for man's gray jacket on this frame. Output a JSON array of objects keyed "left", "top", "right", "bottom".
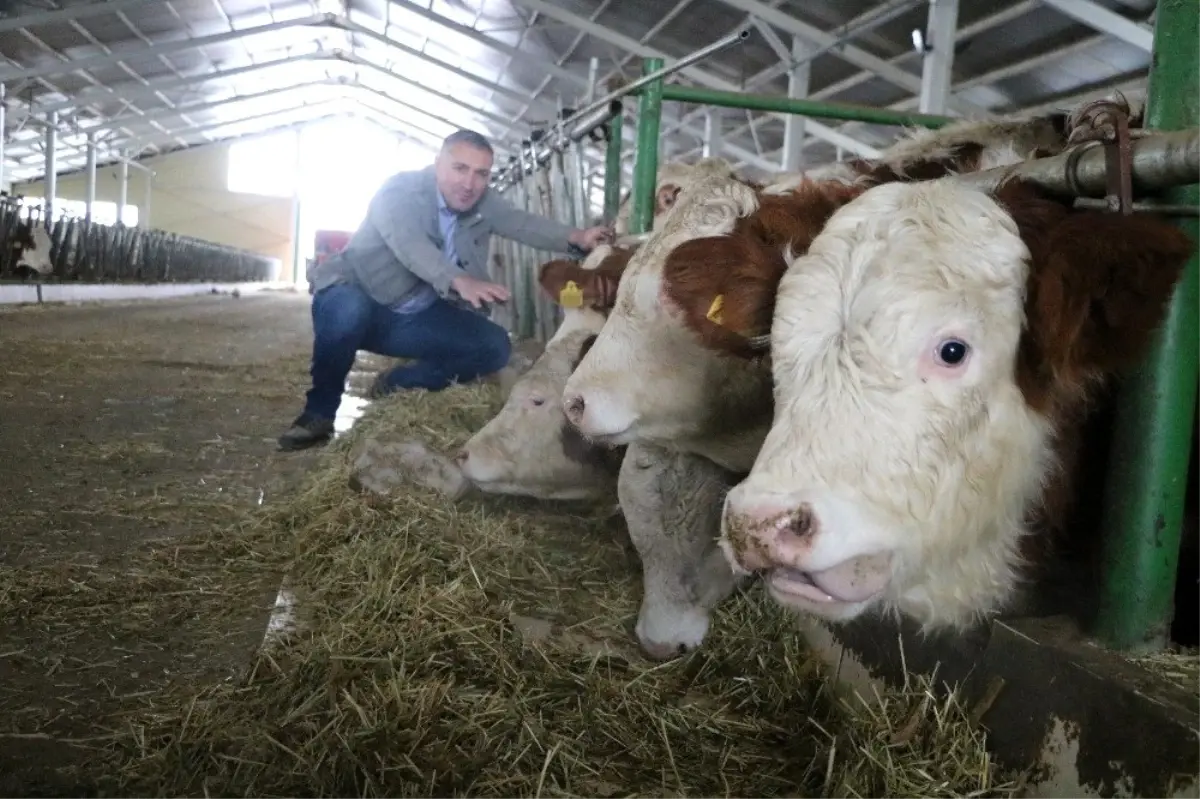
[{"left": 311, "top": 165, "right": 578, "bottom": 307}]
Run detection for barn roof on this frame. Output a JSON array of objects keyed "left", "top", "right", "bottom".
[{"left": 0, "top": 0, "right": 1156, "bottom": 186}]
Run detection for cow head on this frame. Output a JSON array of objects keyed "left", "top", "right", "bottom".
[
  {"left": 454, "top": 246, "right": 634, "bottom": 500},
  {"left": 720, "top": 177, "right": 1193, "bottom": 631},
  {"left": 561, "top": 174, "right": 865, "bottom": 471},
  {"left": 612, "top": 157, "right": 739, "bottom": 235}
]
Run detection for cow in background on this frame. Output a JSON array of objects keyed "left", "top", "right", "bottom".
[{"left": 10, "top": 219, "right": 54, "bottom": 279}]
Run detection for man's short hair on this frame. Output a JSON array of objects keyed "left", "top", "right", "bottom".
[{"left": 441, "top": 129, "right": 493, "bottom": 154}]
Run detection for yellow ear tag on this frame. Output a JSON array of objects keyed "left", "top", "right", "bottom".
[
  {"left": 559, "top": 280, "right": 584, "bottom": 308},
  {"left": 706, "top": 294, "right": 725, "bottom": 325}
]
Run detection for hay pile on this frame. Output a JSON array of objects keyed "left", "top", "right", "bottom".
[{"left": 89, "top": 382, "right": 1017, "bottom": 798}]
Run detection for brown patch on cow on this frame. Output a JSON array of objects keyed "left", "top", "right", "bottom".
[
  {"left": 993, "top": 178, "right": 1194, "bottom": 418},
  {"left": 660, "top": 179, "right": 870, "bottom": 358},
  {"left": 992, "top": 177, "right": 1192, "bottom": 577},
  {"left": 538, "top": 246, "right": 635, "bottom": 313},
  {"left": 856, "top": 142, "right": 987, "bottom": 185},
  {"left": 559, "top": 334, "right": 627, "bottom": 475}
]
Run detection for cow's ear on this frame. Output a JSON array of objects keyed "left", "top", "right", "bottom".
[
  {"left": 656, "top": 183, "right": 683, "bottom": 215},
  {"left": 995, "top": 179, "right": 1194, "bottom": 410},
  {"left": 538, "top": 260, "right": 593, "bottom": 309}
]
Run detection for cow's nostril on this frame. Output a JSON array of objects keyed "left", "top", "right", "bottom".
[
  {"left": 565, "top": 394, "right": 586, "bottom": 418},
  {"left": 454, "top": 450, "right": 469, "bottom": 465},
  {"left": 782, "top": 502, "right": 817, "bottom": 541}
]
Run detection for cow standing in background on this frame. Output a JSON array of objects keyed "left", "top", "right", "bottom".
[{"left": 9, "top": 219, "right": 54, "bottom": 280}]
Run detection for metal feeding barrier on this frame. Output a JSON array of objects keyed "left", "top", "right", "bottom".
[
  {"left": 487, "top": 27, "right": 751, "bottom": 343},
  {"left": 0, "top": 195, "right": 279, "bottom": 284}
]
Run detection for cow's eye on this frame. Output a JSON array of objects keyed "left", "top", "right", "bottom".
[
  {"left": 529, "top": 396, "right": 546, "bottom": 407},
  {"left": 935, "top": 339, "right": 970, "bottom": 366}
]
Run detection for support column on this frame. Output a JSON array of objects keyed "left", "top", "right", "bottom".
[
  {"left": 44, "top": 110, "right": 56, "bottom": 224},
  {"left": 703, "top": 108, "right": 722, "bottom": 158},
  {"left": 141, "top": 169, "right": 152, "bottom": 229},
  {"left": 603, "top": 111, "right": 623, "bottom": 223},
  {"left": 630, "top": 56, "right": 663, "bottom": 235},
  {"left": 1092, "top": 0, "right": 1199, "bottom": 653},
  {"left": 118, "top": 157, "right": 129, "bottom": 225},
  {"left": 918, "top": 0, "right": 959, "bottom": 114},
  {"left": 0, "top": 84, "right": 7, "bottom": 194},
  {"left": 84, "top": 131, "right": 96, "bottom": 223},
  {"left": 781, "top": 36, "right": 811, "bottom": 171}
]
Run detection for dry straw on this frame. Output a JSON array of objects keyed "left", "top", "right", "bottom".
[{"left": 38, "top": 380, "right": 1019, "bottom": 798}]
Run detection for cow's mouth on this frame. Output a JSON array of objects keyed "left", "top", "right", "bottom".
[{"left": 766, "top": 562, "right": 887, "bottom": 608}]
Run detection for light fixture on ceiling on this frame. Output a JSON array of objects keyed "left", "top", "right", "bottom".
[{"left": 911, "top": 28, "right": 932, "bottom": 53}]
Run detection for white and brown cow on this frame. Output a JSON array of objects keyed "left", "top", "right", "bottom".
[
  {"left": 561, "top": 109, "right": 1076, "bottom": 474},
  {"left": 557, "top": 108, "right": 1088, "bottom": 657},
  {"left": 454, "top": 244, "right": 634, "bottom": 500},
  {"left": 720, "top": 176, "right": 1193, "bottom": 631},
  {"left": 452, "top": 157, "right": 745, "bottom": 500}
]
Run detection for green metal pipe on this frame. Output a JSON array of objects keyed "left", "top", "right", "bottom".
[
  {"left": 1092, "top": 0, "right": 1200, "bottom": 653},
  {"left": 631, "top": 83, "right": 953, "bottom": 129},
  {"left": 604, "top": 112, "right": 623, "bottom": 223},
  {"left": 629, "top": 57, "right": 664, "bottom": 235}
]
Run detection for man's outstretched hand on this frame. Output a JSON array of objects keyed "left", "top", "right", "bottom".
[
  {"left": 569, "top": 225, "right": 615, "bottom": 251},
  {"left": 451, "top": 274, "right": 511, "bottom": 308}
]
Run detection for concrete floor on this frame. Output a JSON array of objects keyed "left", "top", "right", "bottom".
[{"left": 0, "top": 291, "right": 373, "bottom": 796}]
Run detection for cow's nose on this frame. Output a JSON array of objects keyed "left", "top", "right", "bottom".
[
  {"left": 563, "top": 393, "right": 586, "bottom": 422},
  {"left": 454, "top": 449, "right": 469, "bottom": 466},
  {"left": 722, "top": 494, "right": 819, "bottom": 569}
]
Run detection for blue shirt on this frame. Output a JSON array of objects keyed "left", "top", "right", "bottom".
[{"left": 389, "top": 191, "right": 456, "bottom": 314}]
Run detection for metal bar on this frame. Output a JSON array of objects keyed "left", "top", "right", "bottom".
[
  {"left": 949, "top": 128, "right": 1199, "bottom": 196},
  {"left": 604, "top": 113, "right": 623, "bottom": 223},
  {"left": 1092, "top": 0, "right": 1199, "bottom": 653},
  {"left": 919, "top": 0, "right": 960, "bottom": 114},
  {"left": 84, "top": 132, "right": 96, "bottom": 223},
  {"left": 0, "top": 13, "right": 327, "bottom": 83},
  {"left": 379, "top": 0, "right": 589, "bottom": 89},
  {"left": 142, "top": 171, "right": 153, "bottom": 229},
  {"left": 630, "top": 57, "right": 664, "bottom": 235},
  {"left": 494, "top": 28, "right": 747, "bottom": 188},
  {"left": 1039, "top": 0, "right": 1154, "bottom": 51},
  {"left": 704, "top": 108, "right": 722, "bottom": 158},
  {"left": 0, "top": 0, "right": 158, "bottom": 34},
  {"left": 44, "top": 110, "right": 56, "bottom": 223},
  {"left": 118, "top": 159, "right": 129, "bottom": 224},
  {"left": 567, "top": 28, "right": 750, "bottom": 133},
  {"left": 0, "top": 84, "right": 6, "bottom": 191},
  {"left": 638, "top": 83, "right": 954, "bottom": 128},
  {"left": 781, "top": 35, "right": 811, "bottom": 171}
]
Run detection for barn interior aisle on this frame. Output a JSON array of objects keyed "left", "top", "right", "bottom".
[{"left": 0, "top": 290, "right": 382, "bottom": 794}]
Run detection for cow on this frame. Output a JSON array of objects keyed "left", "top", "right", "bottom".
[
  {"left": 451, "top": 157, "right": 746, "bottom": 499},
  {"left": 9, "top": 219, "right": 53, "bottom": 279},
  {"left": 611, "top": 157, "right": 742, "bottom": 235},
  {"left": 719, "top": 176, "right": 1193, "bottom": 632},
  {"left": 556, "top": 107, "right": 1087, "bottom": 658},
  {"left": 561, "top": 108, "right": 1079, "bottom": 474},
  {"left": 452, "top": 244, "right": 635, "bottom": 500}
]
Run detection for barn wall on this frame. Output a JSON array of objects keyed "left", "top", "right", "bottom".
[{"left": 11, "top": 141, "right": 298, "bottom": 282}]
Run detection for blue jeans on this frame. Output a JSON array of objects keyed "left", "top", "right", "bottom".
[{"left": 302, "top": 282, "right": 512, "bottom": 419}]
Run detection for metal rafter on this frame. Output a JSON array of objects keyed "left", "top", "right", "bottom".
[
  {"left": 1039, "top": 0, "right": 1154, "bottom": 51},
  {"left": 503, "top": 0, "right": 880, "bottom": 155}
]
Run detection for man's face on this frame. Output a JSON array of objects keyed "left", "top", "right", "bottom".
[{"left": 435, "top": 142, "right": 493, "bottom": 212}]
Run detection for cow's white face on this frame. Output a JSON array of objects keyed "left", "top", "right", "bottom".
[
  {"left": 457, "top": 327, "right": 616, "bottom": 500},
  {"left": 721, "top": 180, "right": 1056, "bottom": 631},
  {"left": 561, "top": 175, "right": 773, "bottom": 470}
]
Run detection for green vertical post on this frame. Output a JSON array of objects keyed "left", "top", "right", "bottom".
[
  {"left": 603, "top": 112, "right": 623, "bottom": 223},
  {"left": 1092, "top": 0, "right": 1200, "bottom": 652},
  {"left": 629, "top": 57, "right": 663, "bottom": 235}
]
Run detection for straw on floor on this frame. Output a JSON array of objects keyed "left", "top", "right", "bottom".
[{"left": 67, "top": 379, "right": 1019, "bottom": 798}]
